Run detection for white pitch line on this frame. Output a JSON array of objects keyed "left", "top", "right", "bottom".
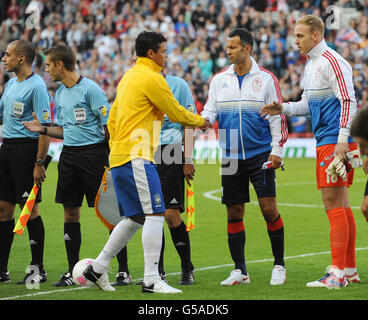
[
  {"left": 203, "top": 189, "right": 362, "bottom": 210},
  {"left": 2, "top": 247, "right": 368, "bottom": 300}
]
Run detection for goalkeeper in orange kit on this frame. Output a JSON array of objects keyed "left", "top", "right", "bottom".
[{"left": 261, "top": 15, "right": 360, "bottom": 288}]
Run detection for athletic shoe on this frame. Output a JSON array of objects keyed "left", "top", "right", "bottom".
[
  {"left": 111, "top": 272, "right": 132, "bottom": 286},
  {"left": 83, "top": 265, "right": 115, "bottom": 291},
  {"left": 16, "top": 265, "right": 47, "bottom": 285},
  {"left": 136, "top": 273, "right": 167, "bottom": 285},
  {"left": 52, "top": 272, "right": 75, "bottom": 287},
  {"left": 142, "top": 277, "right": 182, "bottom": 293},
  {"left": 179, "top": 269, "right": 194, "bottom": 285},
  {"left": 346, "top": 272, "right": 360, "bottom": 284},
  {"left": 306, "top": 270, "right": 348, "bottom": 289},
  {"left": 270, "top": 265, "right": 286, "bottom": 285},
  {"left": 0, "top": 271, "right": 10, "bottom": 283},
  {"left": 220, "top": 269, "right": 250, "bottom": 286}
]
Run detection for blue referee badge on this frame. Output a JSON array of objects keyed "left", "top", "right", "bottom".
[
  {"left": 42, "top": 110, "right": 50, "bottom": 121},
  {"left": 98, "top": 105, "right": 108, "bottom": 117}
]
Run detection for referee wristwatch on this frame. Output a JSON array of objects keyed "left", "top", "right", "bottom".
[{"left": 36, "top": 158, "right": 45, "bottom": 166}]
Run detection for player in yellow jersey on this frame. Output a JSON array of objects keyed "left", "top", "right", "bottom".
[{"left": 83, "top": 31, "right": 210, "bottom": 293}]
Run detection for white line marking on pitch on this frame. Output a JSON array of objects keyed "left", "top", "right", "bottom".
[
  {"left": 1, "top": 247, "right": 368, "bottom": 300},
  {"left": 203, "top": 188, "right": 362, "bottom": 210}
]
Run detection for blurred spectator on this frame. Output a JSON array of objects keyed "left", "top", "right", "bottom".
[
  {"left": 66, "top": 23, "right": 83, "bottom": 48},
  {"left": 6, "top": 0, "right": 20, "bottom": 20}
]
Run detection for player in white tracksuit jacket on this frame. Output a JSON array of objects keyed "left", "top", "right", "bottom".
[
  {"left": 202, "top": 57, "right": 287, "bottom": 161},
  {"left": 260, "top": 15, "right": 359, "bottom": 288},
  {"left": 202, "top": 27, "right": 288, "bottom": 286}
]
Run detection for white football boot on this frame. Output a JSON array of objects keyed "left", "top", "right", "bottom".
[
  {"left": 83, "top": 265, "right": 115, "bottom": 291},
  {"left": 270, "top": 265, "right": 286, "bottom": 285},
  {"left": 142, "top": 277, "right": 182, "bottom": 294},
  {"left": 220, "top": 269, "right": 250, "bottom": 286}
]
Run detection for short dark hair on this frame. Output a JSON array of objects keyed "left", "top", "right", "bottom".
[
  {"left": 12, "top": 40, "right": 35, "bottom": 64},
  {"left": 228, "top": 27, "right": 254, "bottom": 49},
  {"left": 43, "top": 44, "right": 76, "bottom": 72},
  {"left": 351, "top": 105, "right": 368, "bottom": 140},
  {"left": 135, "top": 31, "right": 167, "bottom": 57}
]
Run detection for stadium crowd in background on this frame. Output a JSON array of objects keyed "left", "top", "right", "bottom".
[{"left": 0, "top": 0, "right": 367, "bottom": 137}]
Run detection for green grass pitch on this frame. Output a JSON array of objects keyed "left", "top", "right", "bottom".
[{"left": 1, "top": 158, "right": 368, "bottom": 302}]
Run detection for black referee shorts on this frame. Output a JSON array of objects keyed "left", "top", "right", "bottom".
[
  {"left": 0, "top": 138, "right": 42, "bottom": 204},
  {"left": 56, "top": 142, "right": 109, "bottom": 208},
  {"left": 364, "top": 180, "right": 368, "bottom": 196},
  {"left": 155, "top": 144, "right": 185, "bottom": 213},
  {"left": 221, "top": 151, "right": 276, "bottom": 205}
]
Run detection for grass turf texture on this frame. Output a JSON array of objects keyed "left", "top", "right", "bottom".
[{"left": 1, "top": 158, "right": 368, "bottom": 301}]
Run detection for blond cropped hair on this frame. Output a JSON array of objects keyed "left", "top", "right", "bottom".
[{"left": 296, "top": 15, "right": 325, "bottom": 37}]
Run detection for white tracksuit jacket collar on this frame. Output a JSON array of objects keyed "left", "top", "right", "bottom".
[{"left": 306, "top": 39, "right": 328, "bottom": 59}]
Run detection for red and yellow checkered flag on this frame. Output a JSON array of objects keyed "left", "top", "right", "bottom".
[
  {"left": 185, "top": 182, "right": 195, "bottom": 232},
  {"left": 13, "top": 184, "right": 39, "bottom": 235}
]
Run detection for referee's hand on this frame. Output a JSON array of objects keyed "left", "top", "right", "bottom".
[
  {"left": 183, "top": 163, "right": 195, "bottom": 187},
  {"left": 33, "top": 165, "right": 46, "bottom": 187},
  {"left": 23, "top": 112, "right": 43, "bottom": 133}
]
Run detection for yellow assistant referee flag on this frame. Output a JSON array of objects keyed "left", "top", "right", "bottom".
[
  {"left": 185, "top": 182, "right": 195, "bottom": 231},
  {"left": 13, "top": 184, "right": 39, "bottom": 235}
]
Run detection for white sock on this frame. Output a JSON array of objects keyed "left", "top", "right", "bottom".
[
  {"left": 330, "top": 266, "right": 345, "bottom": 279},
  {"left": 93, "top": 218, "right": 142, "bottom": 274},
  {"left": 142, "top": 215, "right": 165, "bottom": 286},
  {"left": 344, "top": 267, "right": 357, "bottom": 276}
]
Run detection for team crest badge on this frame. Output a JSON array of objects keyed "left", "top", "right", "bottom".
[
  {"left": 154, "top": 193, "right": 162, "bottom": 206},
  {"left": 252, "top": 77, "right": 262, "bottom": 92},
  {"left": 315, "top": 66, "right": 322, "bottom": 81},
  {"left": 42, "top": 110, "right": 50, "bottom": 121},
  {"left": 98, "top": 105, "right": 108, "bottom": 117}
]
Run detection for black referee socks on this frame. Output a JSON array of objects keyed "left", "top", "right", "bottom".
[
  {"left": 64, "top": 222, "right": 81, "bottom": 274},
  {"left": 27, "top": 215, "right": 45, "bottom": 269},
  {"left": 169, "top": 221, "right": 193, "bottom": 271}
]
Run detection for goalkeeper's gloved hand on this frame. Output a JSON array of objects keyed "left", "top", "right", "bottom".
[
  {"left": 345, "top": 149, "right": 363, "bottom": 170},
  {"left": 327, "top": 150, "right": 363, "bottom": 181},
  {"left": 327, "top": 155, "right": 346, "bottom": 180}
]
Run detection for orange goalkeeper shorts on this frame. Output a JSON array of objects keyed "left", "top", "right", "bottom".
[{"left": 316, "top": 142, "right": 358, "bottom": 190}]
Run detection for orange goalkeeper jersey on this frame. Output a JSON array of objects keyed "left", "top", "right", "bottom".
[{"left": 107, "top": 57, "right": 204, "bottom": 168}]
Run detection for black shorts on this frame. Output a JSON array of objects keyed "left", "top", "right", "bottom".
[
  {"left": 155, "top": 144, "right": 185, "bottom": 213},
  {"left": 365, "top": 180, "right": 368, "bottom": 196},
  {"left": 56, "top": 143, "right": 109, "bottom": 207},
  {"left": 0, "top": 138, "right": 42, "bottom": 204},
  {"left": 221, "top": 151, "right": 276, "bottom": 205}
]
